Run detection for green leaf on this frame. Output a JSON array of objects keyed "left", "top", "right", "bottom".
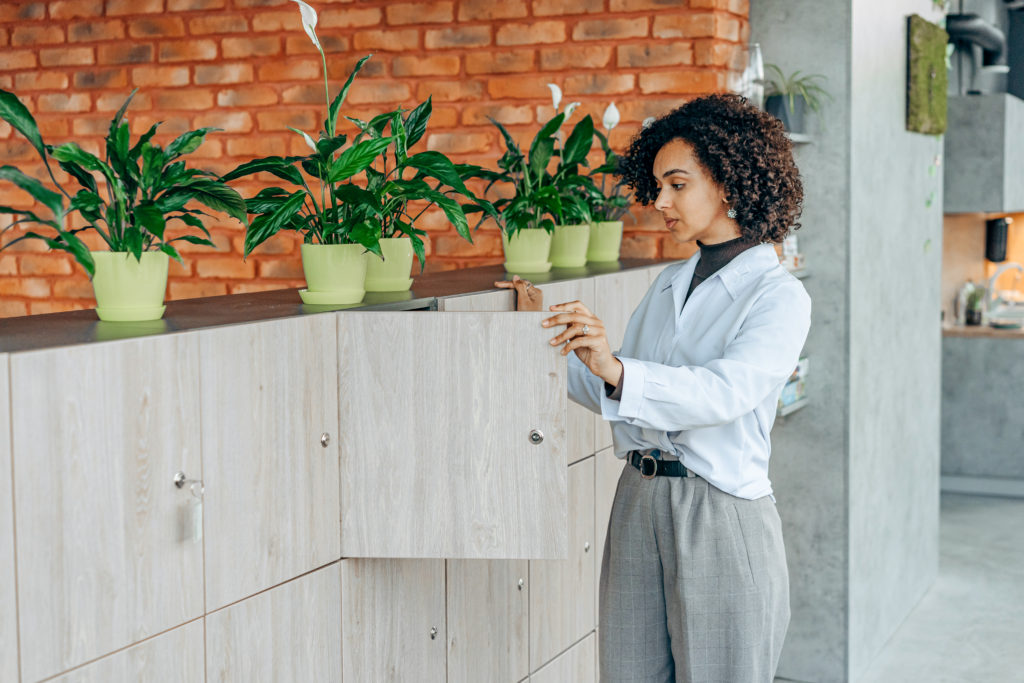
[
  {"left": 347, "top": 219, "right": 381, "bottom": 256},
  {"left": 158, "top": 241, "right": 183, "bottom": 263},
  {"left": 489, "top": 117, "right": 522, "bottom": 159},
  {"left": 128, "top": 122, "right": 160, "bottom": 163},
  {"left": 315, "top": 134, "right": 347, "bottom": 159},
  {"left": 50, "top": 142, "right": 114, "bottom": 176},
  {"left": 109, "top": 89, "right": 138, "bottom": 134},
  {"left": 245, "top": 187, "right": 294, "bottom": 214},
  {"left": 0, "top": 165, "right": 64, "bottom": 220},
  {"left": 404, "top": 96, "right": 432, "bottom": 149},
  {"left": 170, "top": 212, "right": 211, "bottom": 238},
  {"left": 69, "top": 190, "right": 104, "bottom": 223},
  {"left": 390, "top": 110, "right": 408, "bottom": 165},
  {"left": 135, "top": 201, "right": 166, "bottom": 239},
  {"left": 561, "top": 115, "right": 594, "bottom": 168},
  {"left": 424, "top": 191, "right": 470, "bottom": 242},
  {"left": 58, "top": 160, "right": 98, "bottom": 194},
  {"left": 327, "top": 54, "right": 371, "bottom": 136},
  {"left": 164, "top": 179, "right": 248, "bottom": 226},
  {"left": 328, "top": 136, "right": 393, "bottom": 182},
  {"left": 4, "top": 230, "right": 95, "bottom": 276},
  {"left": 528, "top": 137, "right": 555, "bottom": 180},
  {"left": 167, "top": 235, "right": 215, "bottom": 248},
  {"left": 0, "top": 89, "right": 46, "bottom": 160},
  {"left": 165, "top": 127, "right": 218, "bottom": 161},
  {"left": 221, "top": 157, "right": 304, "bottom": 185},
  {"left": 405, "top": 151, "right": 472, "bottom": 196},
  {"left": 244, "top": 191, "right": 306, "bottom": 256}
]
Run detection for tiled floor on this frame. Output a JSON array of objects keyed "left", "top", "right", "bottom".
[{"left": 839, "top": 493, "right": 1024, "bottom": 683}]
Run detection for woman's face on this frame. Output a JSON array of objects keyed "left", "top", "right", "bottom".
[{"left": 651, "top": 138, "right": 741, "bottom": 245}]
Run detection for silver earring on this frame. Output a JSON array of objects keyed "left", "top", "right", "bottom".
[{"left": 727, "top": 208, "right": 737, "bottom": 219}]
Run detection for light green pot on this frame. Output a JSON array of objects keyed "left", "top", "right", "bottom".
[
  {"left": 364, "top": 236, "right": 414, "bottom": 292},
  {"left": 586, "top": 220, "right": 624, "bottom": 262},
  {"left": 502, "top": 228, "right": 552, "bottom": 274},
  {"left": 549, "top": 223, "right": 591, "bottom": 268},
  {"left": 90, "top": 251, "right": 169, "bottom": 322},
  {"left": 299, "top": 243, "right": 367, "bottom": 305}
]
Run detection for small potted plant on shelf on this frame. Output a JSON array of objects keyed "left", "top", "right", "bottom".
[
  {"left": 763, "top": 64, "right": 832, "bottom": 135},
  {"left": 0, "top": 89, "right": 247, "bottom": 321},
  {"left": 224, "top": 3, "right": 493, "bottom": 303},
  {"left": 584, "top": 102, "right": 631, "bottom": 263},
  {"left": 965, "top": 286, "right": 986, "bottom": 326}
]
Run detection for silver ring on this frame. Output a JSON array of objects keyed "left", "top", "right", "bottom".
[{"left": 582, "top": 324, "right": 590, "bottom": 336}]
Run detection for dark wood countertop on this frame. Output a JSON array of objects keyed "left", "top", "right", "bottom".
[{"left": 0, "top": 259, "right": 669, "bottom": 353}]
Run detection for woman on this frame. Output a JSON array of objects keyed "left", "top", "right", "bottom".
[{"left": 498, "top": 93, "right": 810, "bottom": 682}]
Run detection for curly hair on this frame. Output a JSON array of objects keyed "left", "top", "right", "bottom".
[{"left": 618, "top": 93, "right": 803, "bottom": 244}]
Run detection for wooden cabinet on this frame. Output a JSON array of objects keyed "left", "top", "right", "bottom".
[
  {"left": 0, "top": 355, "right": 16, "bottom": 683},
  {"left": 446, "top": 559, "right": 529, "bottom": 682},
  {"left": 529, "top": 457, "right": 596, "bottom": 672},
  {"left": 341, "top": 559, "right": 446, "bottom": 683},
  {"left": 10, "top": 336, "right": 205, "bottom": 682},
  {"left": 50, "top": 619, "right": 204, "bottom": 683},
  {"left": 206, "top": 563, "right": 342, "bottom": 683},
  {"left": 439, "top": 290, "right": 515, "bottom": 313},
  {"left": 338, "top": 312, "right": 567, "bottom": 559},
  {"left": 593, "top": 447, "right": 625, "bottom": 619},
  {"left": 199, "top": 316, "right": 341, "bottom": 611},
  {"left": 529, "top": 632, "right": 597, "bottom": 683}
]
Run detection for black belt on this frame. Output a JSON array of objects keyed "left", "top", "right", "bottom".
[{"left": 628, "top": 450, "right": 691, "bottom": 479}]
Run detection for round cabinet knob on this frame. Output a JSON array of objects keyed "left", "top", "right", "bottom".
[
  {"left": 584, "top": 541, "right": 591, "bottom": 553},
  {"left": 429, "top": 626, "right": 438, "bottom": 640},
  {"left": 320, "top": 433, "right": 330, "bottom": 448},
  {"left": 517, "top": 578, "right": 525, "bottom": 591},
  {"left": 529, "top": 429, "right": 544, "bottom": 445}
]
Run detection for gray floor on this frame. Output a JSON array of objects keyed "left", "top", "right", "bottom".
[{"left": 797, "top": 493, "right": 1024, "bottom": 683}]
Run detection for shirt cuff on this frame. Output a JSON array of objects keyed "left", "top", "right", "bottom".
[
  {"left": 603, "top": 367, "right": 624, "bottom": 400},
  {"left": 600, "top": 357, "right": 646, "bottom": 422}
]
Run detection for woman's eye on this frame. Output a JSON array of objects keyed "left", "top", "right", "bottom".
[{"left": 671, "top": 183, "right": 685, "bottom": 190}]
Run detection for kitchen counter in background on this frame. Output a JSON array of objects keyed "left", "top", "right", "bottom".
[{"left": 942, "top": 323, "right": 1024, "bottom": 337}]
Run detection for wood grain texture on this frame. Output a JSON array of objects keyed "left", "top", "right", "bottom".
[
  {"left": 593, "top": 447, "right": 625, "bottom": 622},
  {"left": 0, "top": 355, "right": 17, "bottom": 683},
  {"left": 446, "top": 559, "right": 529, "bottom": 682},
  {"left": 199, "top": 316, "right": 341, "bottom": 611},
  {"left": 338, "top": 312, "right": 568, "bottom": 559},
  {"left": 11, "top": 336, "right": 204, "bottom": 683},
  {"left": 206, "top": 563, "right": 342, "bottom": 683},
  {"left": 529, "top": 457, "right": 596, "bottom": 672},
  {"left": 50, "top": 619, "right": 204, "bottom": 683},
  {"left": 593, "top": 269, "right": 653, "bottom": 452},
  {"left": 341, "top": 559, "right": 446, "bottom": 683},
  {"left": 439, "top": 290, "right": 515, "bottom": 312},
  {"left": 529, "top": 632, "right": 597, "bottom": 683}
]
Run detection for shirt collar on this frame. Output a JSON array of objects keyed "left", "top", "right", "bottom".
[{"left": 662, "top": 243, "right": 780, "bottom": 300}]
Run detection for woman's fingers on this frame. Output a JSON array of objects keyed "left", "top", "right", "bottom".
[
  {"left": 549, "top": 322, "right": 605, "bottom": 346},
  {"left": 548, "top": 299, "right": 593, "bottom": 317},
  {"left": 542, "top": 311, "right": 601, "bottom": 329}
]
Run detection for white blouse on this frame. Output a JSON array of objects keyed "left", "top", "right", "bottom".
[{"left": 568, "top": 243, "right": 812, "bottom": 499}]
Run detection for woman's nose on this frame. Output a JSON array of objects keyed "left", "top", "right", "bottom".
[{"left": 653, "top": 189, "right": 670, "bottom": 211}]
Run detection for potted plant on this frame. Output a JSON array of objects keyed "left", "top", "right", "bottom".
[
  {"left": 224, "top": 3, "right": 493, "bottom": 302},
  {"left": 0, "top": 89, "right": 247, "bottom": 321},
  {"left": 763, "top": 64, "right": 833, "bottom": 134},
  {"left": 585, "top": 102, "right": 631, "bottom": 263},
  {"left": 966, "top": 286, "right": 986, "bottom": 326}
]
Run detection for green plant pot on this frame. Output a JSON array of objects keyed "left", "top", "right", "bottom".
[
  {"left": 549, "top": 223, "right": 591, "bottom": 268},
  {"left": 502, "top": 228, "right": 553, "bottom": 274},
  {"left": 300, "top": 243, "right": 367, "bottom": 305},
  {"left": 90, "top": 251, "right": 169, "bottom": 322},
  {"left": 586, "top": 220, "right": 624, "bottom": 262},
  {"left": 765, "top": 94, "right": 807, "bottom": 134},
  {"left": 364, "top": 236, "right": 414, "bottom": 292}
]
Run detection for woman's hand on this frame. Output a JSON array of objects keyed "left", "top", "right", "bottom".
[
  {"left": 543, "top": 301, "right": 623, "bottom": 387},
  {"left": 494, "top": 275, "right": 543, "bottom": 312}
]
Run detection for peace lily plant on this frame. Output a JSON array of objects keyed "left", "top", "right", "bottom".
[
  {"left": 225, "top": 0, "right": 494, "bottom": 302},
  {"left": 584, "top": 102, "right": 631, "bottom": 262},
  {"left": 0, "top": 88, "right": 246, "bottom": 321}
]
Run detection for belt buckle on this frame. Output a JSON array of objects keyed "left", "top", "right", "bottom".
[{"left": 639, "top": 454, "right": 657, "bottom": 479}]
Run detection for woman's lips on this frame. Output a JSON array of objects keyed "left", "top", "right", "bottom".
[{"left": 665, "top": 219, "right": 678, "bottom": 229}]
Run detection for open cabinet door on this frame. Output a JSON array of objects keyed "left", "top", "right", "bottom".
[{"left": 338, "top": 311, "right": 567, "bottom": 559}]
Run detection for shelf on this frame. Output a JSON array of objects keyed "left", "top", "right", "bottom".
[
  {"left": 787, "top": 132, "right": 813, "bottom": 144},
  {"left": 778, "top": 396, "right": 809, "bottom": 417}
]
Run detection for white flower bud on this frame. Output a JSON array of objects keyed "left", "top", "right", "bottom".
[
  {"left": 602, "top": 102, "right": 620, "bottom": 131},
  {"left": 547, "top": 83, "right": 562, "bottom": 111}
]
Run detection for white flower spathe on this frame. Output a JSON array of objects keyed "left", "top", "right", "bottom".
[
  {"left": 603, "top": 102, "right": 620, "bottom": 131},
  {"left": 291, "top": 0, "right": 321, "bottom": 50},
  {"left": 642, "top": 116, "right": 656, "bottom": 129},
  {"left": 547, "top": 83, "right": 562, "bottom": 111},
  {"left": 564, "top": 101, "right": 581, "bottom": 118}
]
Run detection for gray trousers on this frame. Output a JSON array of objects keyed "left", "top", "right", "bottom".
[{"left": 598, "top": 463, "right": 790, "bottom": 683}]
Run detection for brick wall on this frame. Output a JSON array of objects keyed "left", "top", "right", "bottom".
[{"left": 0, "top": 0, "right": 749, "bottom": 318}]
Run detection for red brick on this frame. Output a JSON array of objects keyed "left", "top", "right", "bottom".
[
  {"left": 257, "top": 59, "right": 321, "bottom": 82},
  {"left": 154, "top": 89, "right": 214, "bottom": 110},
  {"left": 424, "top": 26, "right": 490, "bottom": 49},
  {"left": 539, "top": 45, "right": 612, "bottom": 71},
  {"left": 168, "top": 281, "right": 229, "bottom": 299},
  {"left": 52, "top": 278, "right": 96, "bottom": 299},
  {"left": 196, "top": 257, "right": 255, "bottom": 279},
  {"left": 430, "top": 106, "right": 459, "bottom": 128},
  {"left": 618, "top": 42, "right": 694, "bottom": 68},
  {"left": 466, "top": 50, "right": 534, "bottom": 75},
  {"left": 0, "top": 76, "right": 10, "bottom": 89},
  {"left": 72, "top": 115, "right": 115, "bottom": 136},
  {"left": 348, "top": 81, "right": 412, "bottom": 104},
  {"left": 386, "top": 2, "right": 453, "bottom": 25},
  {"left": 285, "top": 34, "right": 349, "bottom": 56},
  {"left": 257, "top": 259, "right": 305, "bottom": 279},
  {"left": 168, "top": 259, "right": 192, "bottom": 277},
  {"left": 392, "top": 55, "right": 461, "bottom": 77},
  {"left": 232, "top": 0, "right": 287, "bottom": 6},
  {"left": 426, "top": 132, "right": 492, "bottom": 155},
  {"left": 38, "top": 118, "right": 70, "bottom": 137},
  {"left": 193, "top": 111, "right": 253, "bottom": 132},
  {"left": 170, "top": 231, "right": 232, "bottom": 253},
  {"left": 281, "top": 84, "right": 322, "bottom": 105},
  {"left": 653, "top": 14, "right": 716, "bottom": 39},
  {"left": 327, "top": 57, "right": 386, "bottom": 80},
  {"left": 96, "top": 91, "right": 151, "bottom": 112},
  {"left": 226, "top": 136, "right": 287, "bottom": 158},
  {"left": 97, "top": 43, "right": 154, "bottom": 65},
  {"left": 132, "top": 65, "right": 189, "bottom": 87},
  {"left": 415, "top": 79, "right": 484, "bottom": 103},
  {"left": 256, "top": 110, "right": 317, "bottom": 132},
  {"left": 251, "top": 10, "right": 296, "bottom": 32},
  {"left": 73, "top": 68, "right": 129, "bottom": 90},
  {"left": 573, "top": 17, "right": 648, "bottom": 41},
  {"left": 129, "top": 17, "right": 186, "bottom": 38},
  {"left": 108, "top": 0, "right": 162, "bottom": 14},
  {"left": 189, "top": 16, "right": 247, "bottom": 34},
  {"left": 67, "top": 20, "right": 125, "bottom": 42},
  {"left": 36, "top": 93, "right": 92, "bottom": 113},
  {"left": 610, "top": 0, "right": 682, "bottom": 8},
  {"left": 216, "top": 85, "right": 278, "bottom": 107},
  {"left": 564, "top": 73, "right": 635, "bottom": 96},
  {"left": 0, "top": 120, "right": 10, "bottom": 139},
  {"left": 222, "top": 36, "right": 281, "bottom": 58},
  {"left": 0, "top": 277, "right": 50, "bottom": 298},
  {"left": 15, "top": 72, "right": 70, "bottom": 91},
  {"left": 236, "top": 233, "right": 296, "bottom": 255},
  {"left": 487, "top": 74, "right": 549, "bottom": 100},
  {"left": 30, "top": 301, "right": 89, "bottom": 315},
  {"left": 353, "top": 29, "right": 419, "bottom": 52},
  {"left": 4, "top": 50, "right": 38, "bottom": 69},
  {"left": 159, "top": 39, "right": 218, "bottom": 63},
  {"left": 534, "top": 0, "right": 603, "bottom": 14},
  {"left": 0, "top": 2, "right": 44, "bottom": 21},
  {"left": 19, "top": 254, "right": 74, "bottom": 276},
  {"left": 194, "top": 63, "right": 253, "bottom": 85},
  {"left": 730, "top": 0, "right": 749, "bottom": 14},
  {"left": 620, "top": 233, "right": 659, "bottom": 259},
  {"left": 433, "top": 233, "right": 501, "bottom": 258},
  {"left": 716, "top": 15, "right": 741, "bottom": 41},
  {"left": 0, "top": 300, "right": 29, "bottom": 319},
  {"left": 639, "top": 70, "right": 723, "bottom": 94},
  {"left": 461, "top": 104, "right": 534, "bottom": 126},
  {"left": 0, "top": 28, "right": 7, "bottom": 47},
  {"left": 48, "top": 0, "right": 104, "bottom": 19},
  {"left": 695, "top": 40, "right": 738, "bottom": 67},
  {"left": 169, "top": 0, "right": 226, "bottom": 8},
  {"left": 228, "top": 282, "right": 295, "bottom": 294},
  {"left": 0, "top": 256, "right": 17, "bottom": 276},
  {"left": 320, "top": 7, "right": 383, "bottom": 28},
  {"left": 11, "top": 25, "right": 65, "bottom": 46},
  {"left": 457, "top": 0, "right": 526, "bottom": 20},
  {"left": 496, "top": 21, "right": 565, "bottom": 46}
]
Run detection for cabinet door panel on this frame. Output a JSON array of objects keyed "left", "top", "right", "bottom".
[
  {"left": 439, "top": 290, "right": 515, "bottom": 312},
  {"left": 200, "top": 316, "right": 341, "bottom": 610},
  {"left": 338, "top": 312, "right": 567, "bottom": 559},
  {"left": 530, "top": 632, "right": 596, "bottom": 683},
  {"left": 530, "top": 457, "right": 596, "bottom": 672},
  {"left": 207, "top": 563, "right": 342, "bottom": 683},
  {"left": 593, "top": 270, "right": 653, "bottom": 452},
  {"left": 11, "top": 336, "right": 204, "bottom": 682},
  {"left": 51, "top": 619, "right": 204, "bottom": 683},
  {"left": 447, "top": 559, "right": 529, "bottom": 682},
  {"left": 0, "top": 355, "right": 16, "bottom": 683},
  {"left": 341, "top": 559, "right": 445, "bottom": 683}
]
